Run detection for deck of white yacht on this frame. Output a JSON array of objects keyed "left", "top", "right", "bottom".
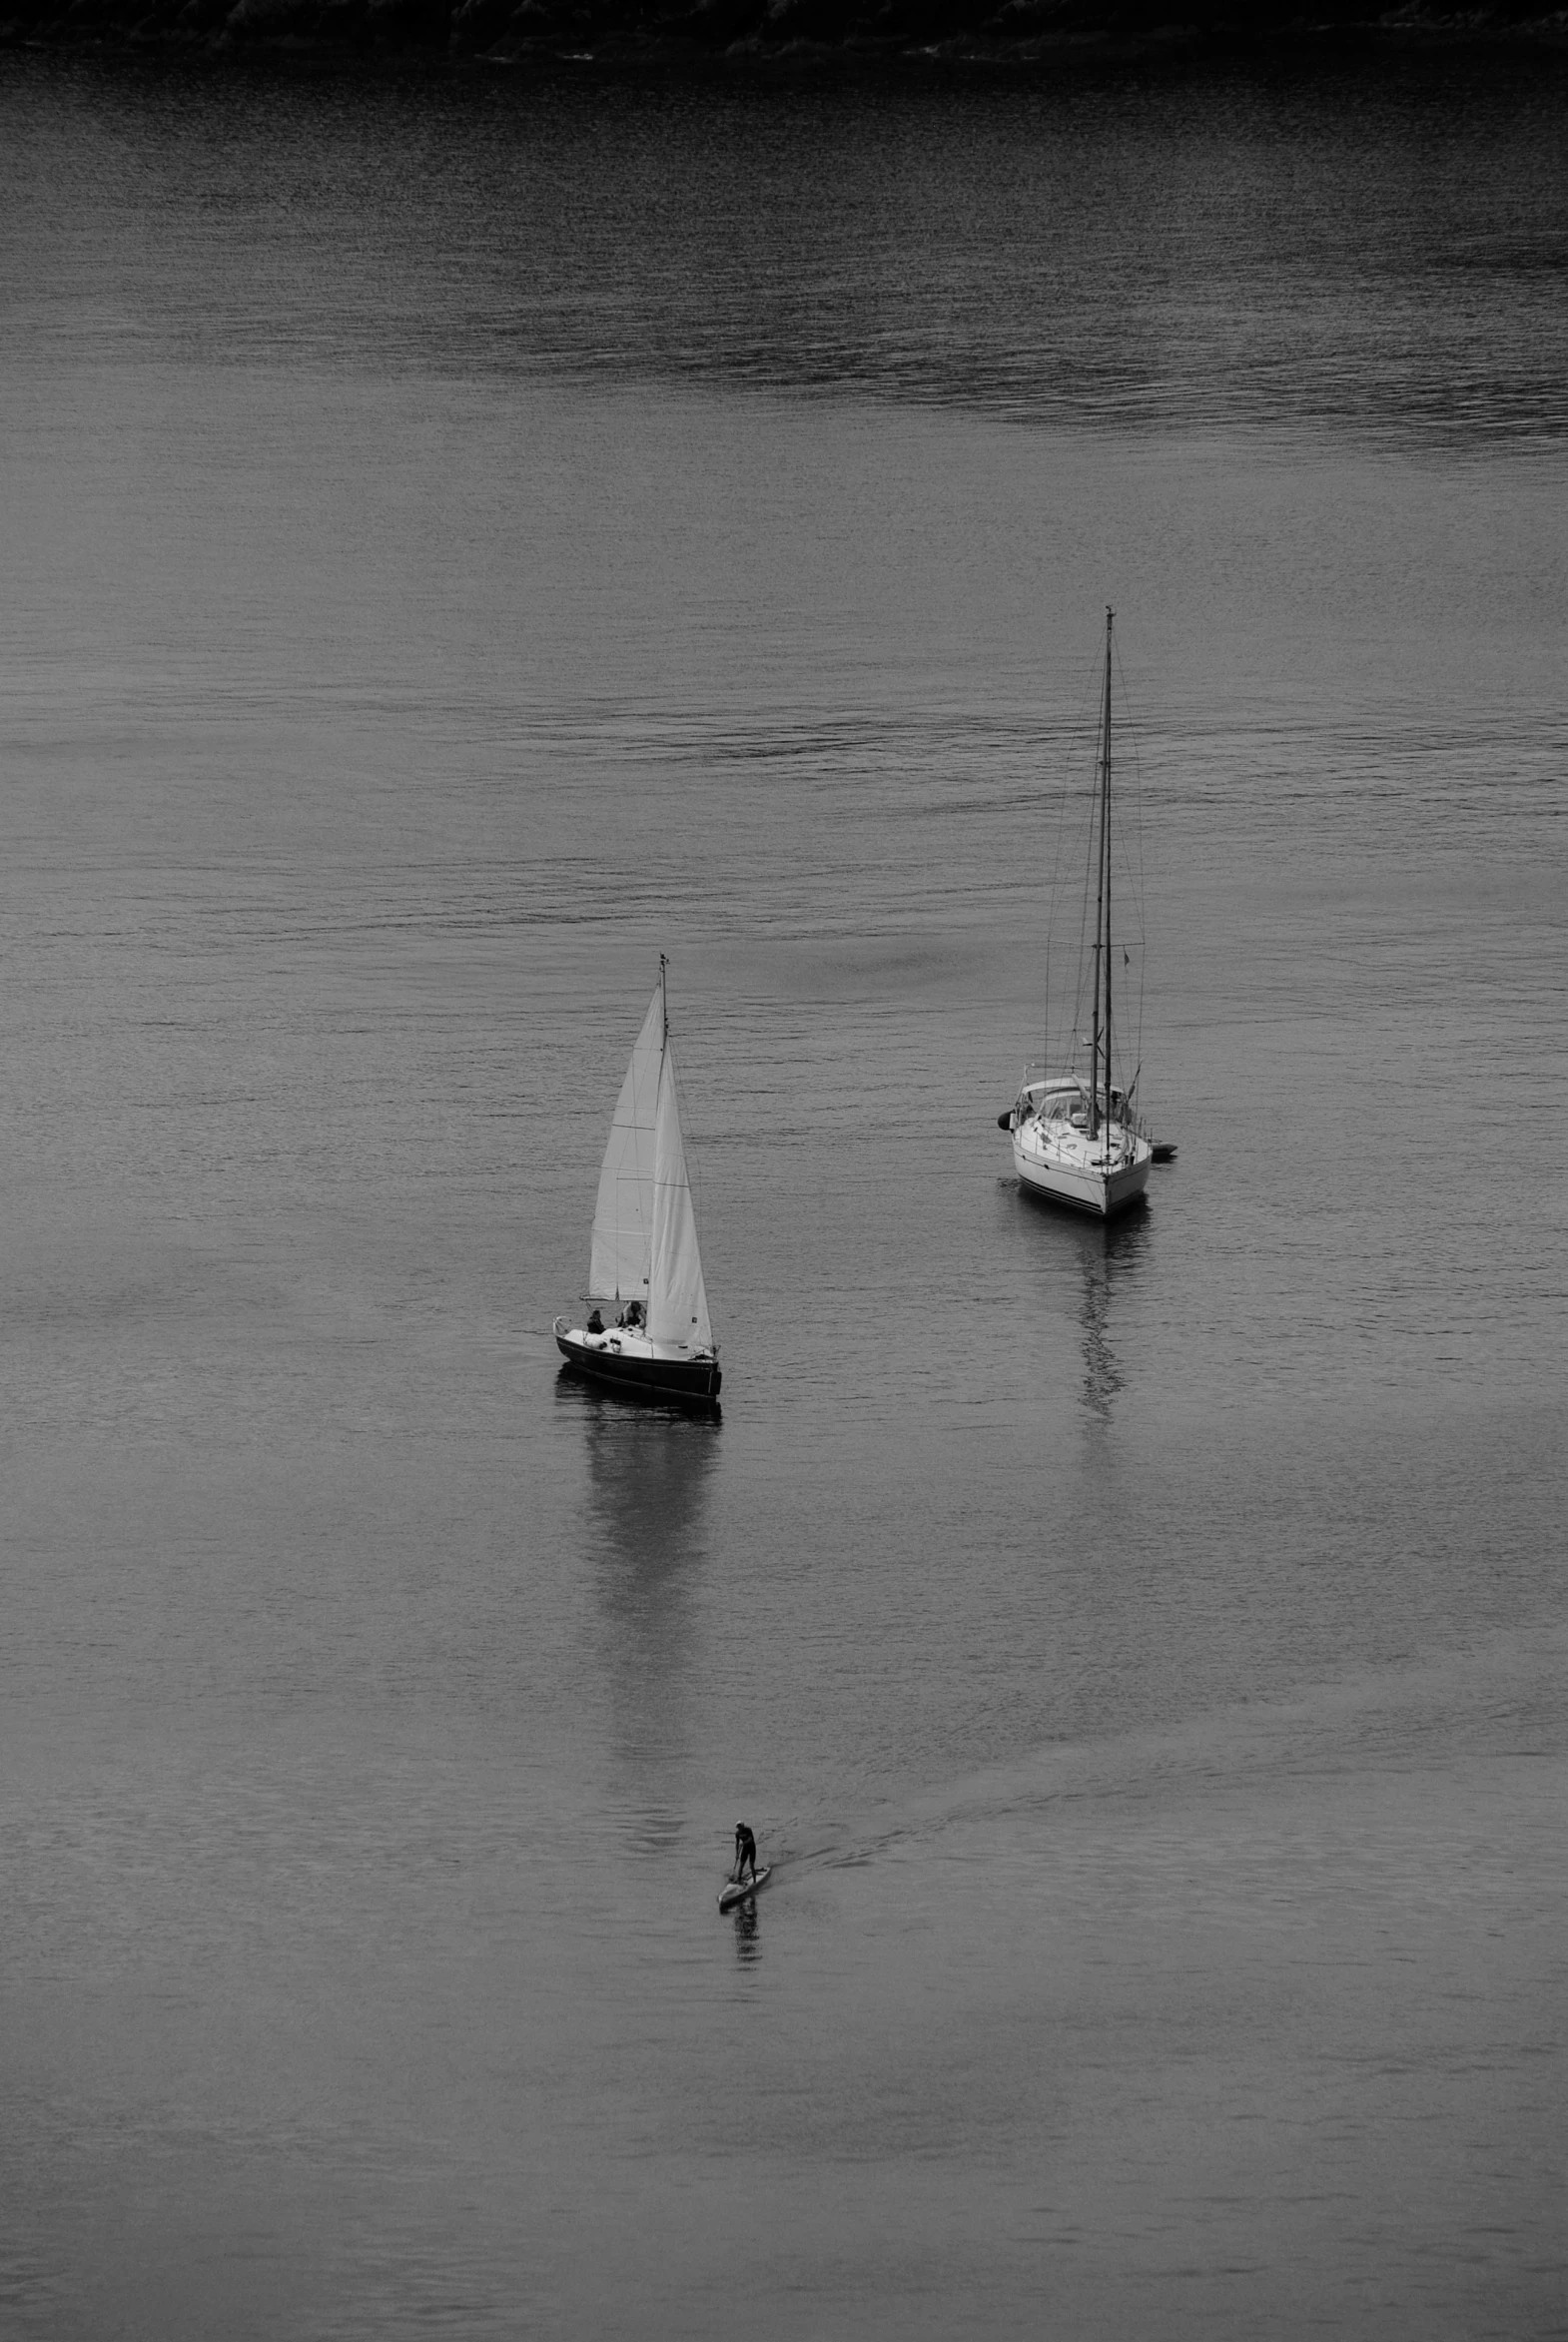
[{"left": 1009, "top": 1073, "right": 1152, "bottom": 1218}]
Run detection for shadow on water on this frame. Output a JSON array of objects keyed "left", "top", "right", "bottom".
[
  {"left": 1009, "top": 1187, "right": 1153, "bottom": 1426},
  {"left": 554, "top": 1371, "right": 721, "bottom": 1834}
]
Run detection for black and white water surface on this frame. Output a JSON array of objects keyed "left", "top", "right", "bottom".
[{"left": 2, "top": 48, "right": 1564, "bottom": 2340}]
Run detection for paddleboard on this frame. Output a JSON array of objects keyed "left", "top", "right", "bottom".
[{"left": 718, "top": 1865, "right": 771, "bottom": 1912}]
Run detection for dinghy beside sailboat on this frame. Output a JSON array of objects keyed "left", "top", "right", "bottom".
[{"left": 555, "top": 959, "right": 721, "bottom": 1404}]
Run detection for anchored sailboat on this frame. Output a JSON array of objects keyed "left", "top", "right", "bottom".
[
  {"left": 1003, "top": 609, "right": 1155, "bottom": 1219},
  {"left": 555, "top": 960, "right": 721, "bottom": 1403}
]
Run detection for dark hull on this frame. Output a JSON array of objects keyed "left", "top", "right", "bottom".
[{"left": 555, "top": 1331, "right": 721, "bottom": 1404}]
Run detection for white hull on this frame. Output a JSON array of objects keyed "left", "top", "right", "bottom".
[
  {"left": 718, "top": 1866, "right": 772, "bottom": 1911},
  {"left": 1012, "top": 1127, "right": 1151, "bottom": 1218}
]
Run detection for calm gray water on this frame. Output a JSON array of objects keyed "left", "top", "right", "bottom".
[{"left": 1, "top": 47, "right": 1565, "bottom": 2341}]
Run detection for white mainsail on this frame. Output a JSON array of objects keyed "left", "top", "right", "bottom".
[
  {"left": 588, "top": 985, "right": 664, "bottom": 1304},
  {"left": 646, "top": 1051, "right": 713, "bottom": 1351}
]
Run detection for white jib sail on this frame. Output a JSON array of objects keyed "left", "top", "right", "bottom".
[
  {"left": 646, "top": 1045, "right": 713, "bottom": 1351},
  {"left": 588, "top": 986, "right": 664, "bottom": 1304}
]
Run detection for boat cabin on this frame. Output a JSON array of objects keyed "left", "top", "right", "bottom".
[{"left": 1013, "top": 1075, "right": 1132, "bottom": 1132}]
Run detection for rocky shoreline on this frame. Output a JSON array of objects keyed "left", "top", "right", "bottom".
[{"left": 2, "top": 0, "right": 1564, "bottom": 65}]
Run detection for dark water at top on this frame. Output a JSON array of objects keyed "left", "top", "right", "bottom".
[
  {"left": 7, "top": 52, "right": 1568, "bottom": 444},
  {"left": 0, "top": 47, "right": 1564, "bottom": 2342}
]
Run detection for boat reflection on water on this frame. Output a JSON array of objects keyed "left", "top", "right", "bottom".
[
  {"left": 1011, "top": 1185, "right": 1152, "bottom": 1426},
  {"left": 555, "top": 1371, "right": 721, "bottom": 1832},
  {"left": 1076, "top": 1208, "right": 1150, "bottom": 1424}
]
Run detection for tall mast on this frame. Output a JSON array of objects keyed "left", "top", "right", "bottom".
[
  {"left": 1091, "top": 609, "right": 1113, "bottom": 1143},
  {"left": 652, "top": 953, "right": 669, "bottom": 1319},
  {"left": 1102, "top": 607, "right": 1114, "bottom": 1152}
]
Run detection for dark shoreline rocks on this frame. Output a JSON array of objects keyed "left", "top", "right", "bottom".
[{"left": 3, "top": 0, "right": 1565, "bottom": 65}]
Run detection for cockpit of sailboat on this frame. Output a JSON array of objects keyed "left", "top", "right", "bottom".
[{"left": 1014, "top": 1076, "right": 1134, "bottom": 1131}]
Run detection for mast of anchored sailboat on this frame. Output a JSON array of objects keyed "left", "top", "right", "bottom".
[
  {"left": 1090, "top": 607, "right": 1114, "bottom": 1146},
  {"left": 656, "top": 955, "right": 670, "bottom": 1301},
  {"left": 1103, "top": 607, "right": 1114, "bottom": 1157}
]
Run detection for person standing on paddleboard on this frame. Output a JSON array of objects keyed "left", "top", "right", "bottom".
[{"left": 733, "top": 1822, "right": 758, "bottom": 1886}]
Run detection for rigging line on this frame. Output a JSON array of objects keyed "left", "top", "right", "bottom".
[
  {"left": 1067, "top": 679, "right": 1102, "bottom": 1070},
  {"left": 1111, "top": 633, "right": 1149, "bottom": 953},
  {"left": 1080, "top": 623, "right": 1112, "bottom": 1062},
  {"left": 1109, "top": 632, "right": 1145, "bottom": 859},
  {"left": 1045, "top": 634, "right": 1106, "bottom": 1073},
  {"left": 1108, "top": 624, "right": 1150, "bottom": 1104}
]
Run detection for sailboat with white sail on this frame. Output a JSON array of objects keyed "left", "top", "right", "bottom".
[
  {"left": 555, "top": 959, "right": 721, "bottom": 1403},
  {"left": 1003, "top": 609, "right": 1155, "bottom": 1218}
]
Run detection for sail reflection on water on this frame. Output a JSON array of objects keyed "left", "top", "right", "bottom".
[{"left": 557, "top": 1377, "right": 721, "bottom": 1826}]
